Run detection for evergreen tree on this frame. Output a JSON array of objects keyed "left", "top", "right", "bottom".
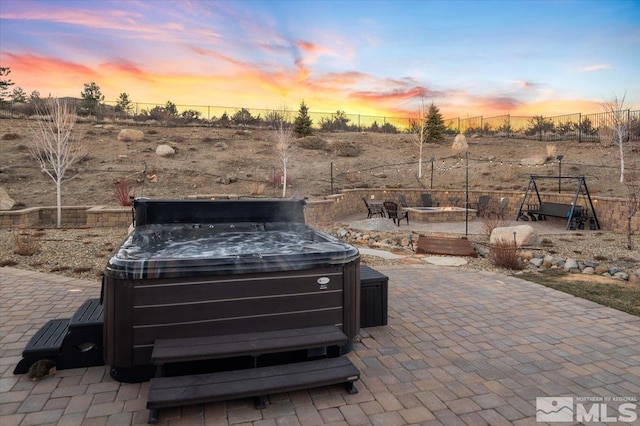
[
  {"left": 425, "top": 102, "right": 446, "bottom": 143},
  {"left": 115, "top": 92, "right": 133, "bottom": 114},
  {"left": 293, "top": 101, "right": 313, "bottom": 137},
  {"left": 11, "top": 87, "right": 27, "bottom": 103},
  {"left": 0, "top": 67, "right": 14, "bottom": 103},
  {"left": 80, "top": 82, "right": 104, "bottom": 116}
]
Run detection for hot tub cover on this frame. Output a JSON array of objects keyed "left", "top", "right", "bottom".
[{"left": 105, "top": 199, "right": 359, "bottom": 279}]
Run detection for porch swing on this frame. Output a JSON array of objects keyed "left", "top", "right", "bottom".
[{"left": 516, "top": 175, "right": 600, "bottom": 231}]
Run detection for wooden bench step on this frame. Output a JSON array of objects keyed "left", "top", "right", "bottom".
[
  {"left": 152, "top": 325, "right": 347, "bottom": 365},
  {"left": 147, "top": 356, "right": 359, "bottom": 418}
]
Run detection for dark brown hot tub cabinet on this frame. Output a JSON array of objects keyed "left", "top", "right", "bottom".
[{"left": 102, "top": 199, "right": 361, "bottom": 387}]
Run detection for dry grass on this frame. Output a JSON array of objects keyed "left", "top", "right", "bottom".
[
  {"left": 249, "top": 181, "right": 266, "bottom": 195},
  {"left": 482, "top": 214, "right": 509, "bottom": 238},
  {"left": 13, "top": 232, "right": 41, "bottom": 256},
  {"left": 546, "top": 144, "right": 557, "bottom": 160},
  {"left": 489, "top": 238, "right": 523, "bottom": 270},
  {"left": 499, "top": 166, "right": 518, "bottom": 182}
]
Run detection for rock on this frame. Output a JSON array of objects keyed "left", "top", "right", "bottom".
[
  {"left": 215, "top": 174, "right": 238, "bottom": 185},
  {"left": 529, "top": 258, "right": 543, "bottom": 267},
  {"left": 595, "top": 265, "right": 609, "bottom": 275},
  {"left": 103, "top": 124, "right": 116, "bottom": 130},
  {"left": 0, "top": 187, "right": 15, "bottom": 210},
  {"left": 614, "top": 271, "right": 629, "bottom": 281},
  {"left": 608, "top": 266, "right": 623, "bottom": 275},
  {"left": 563, "top": 259, "right": 579, "bottom": 271},
  {"left": 156, "top": 144, "right": 175, "bottom": 157},
  {"left": 582, "top": 267, "right": 595, "bottom": 275},
  {"left": 117, "top": 129, "right": 144, "bottom": 141},
  {"left": 213, "top": 142, "right": 228, "bottom": 151},
  {"left": 452, "top": 134, "right": 468, "bottom": 152},
  {"left": 490, "top": 225, "right": 539, "bottom": 247},
  {"left": 519, "top": 250, "right": 534, "bottom": 260},
  {"left": 584, "top": 260, "right": 598, "bottom": 268},
  {"left": 520, "top": 154, "right": 547, "bottom": 166}
]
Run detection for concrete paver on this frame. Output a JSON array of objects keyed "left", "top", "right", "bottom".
[{"left": 2, "top": 263, "right": 640, "bottom": 425}]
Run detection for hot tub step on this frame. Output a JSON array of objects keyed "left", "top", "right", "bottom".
[
  {"left": 147, "top": 356, "right": 359, "bottom": 423},
  {"left": 13, "top": 319, "right": 69, "bottom": 374},
  {"left": 151, "top": 325, "right": 347, "bottom": 366},
  {"left": 14, "top": 299, "right": 106, "bottom": 375},
  {"left": 70, "top": 298, "right": 103, "bottom": 328}
]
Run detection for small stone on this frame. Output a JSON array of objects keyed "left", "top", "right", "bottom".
[{"left": 582, "top": 267, "right": 595, "bottom": 275}]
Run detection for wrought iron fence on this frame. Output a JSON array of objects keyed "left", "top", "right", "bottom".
[{"left": 1, "top": 98, "right": 638, "bottom": 142}]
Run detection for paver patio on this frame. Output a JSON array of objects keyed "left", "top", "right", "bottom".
[{"left": 2, "top": 264, "right": 640, "bottom": 425}]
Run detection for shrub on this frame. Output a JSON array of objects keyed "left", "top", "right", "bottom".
[
  {"left": 499, "top": 166, "right": 517, "bottom": 182},
  {"left": 482, "top": 214, "right": 508, "bottom": 238},
  {"left": 249, "top": 181, "right": 266, "bottom": 195},
  {"left": 489, "top": 238, "right": 523, "bottom": 270},
  {"left": 545, "top": 144, "right": 557, "bottom": 160},
  {"left": 113, "top": 178, "right": 135, "bottom": 206},
  {"left": 331, "top": 141, "right": 361, "bottom": 157},
  {"left": 14, "top": 232, "right": 40, "bottom": 256},
  {"left": 1, "top": 132, "right": 19, "bottom": 140},
  {"left": 298, "top": 135, "right": 327, "bottom": 150}
]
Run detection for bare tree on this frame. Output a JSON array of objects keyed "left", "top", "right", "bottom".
[
  {"left": 412, "top": 98, "right": 428, "bottom": 178},
  {"left": 601, "top": 93, "right": 631, "bottom": 183},
  {"left": 624, "top": 176, "right": 640, "bottom": 250},
  {"left": 272, "top": 107, "right": 297, "bottom": 197},
  {"left": 29, "top": 98, "right": 86, "bottom": 227}
]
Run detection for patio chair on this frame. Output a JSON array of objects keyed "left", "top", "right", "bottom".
[
  {"left": 492, "top": 197, "right": 509, "bottom": 219},
  {"left": 362, "top": 197, "right": 384, "bottom": 219},
  {"left": 471, "top": 195, "right": 492, "bottom": 217},
  {"left": 398, "top": 194, "right": 410, "bottom": 207},
  {"left": 383, "top": 201, "right": 409, "bottom": 226},
  {"left": 421, "top": 193, "right": 439, "bottom": 207}
]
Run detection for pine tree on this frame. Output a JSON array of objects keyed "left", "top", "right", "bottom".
[
  {"left": 293, "top": 101, "right": 313, "bottom": 137},
  {"left": 425, "top": 102, "right": 446, "bottom": 143}
]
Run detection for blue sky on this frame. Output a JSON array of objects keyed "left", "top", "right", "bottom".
[{"left": 0, "top": 0, "right": 638, "bottom": 118}]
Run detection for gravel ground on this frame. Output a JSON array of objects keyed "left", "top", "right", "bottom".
[{"left": 1, "top": 225, "right": 639, "bottom": 282}]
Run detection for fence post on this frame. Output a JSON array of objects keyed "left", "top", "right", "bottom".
[{"left": 578, "top": 113, "right": 582, "bottom": 143}]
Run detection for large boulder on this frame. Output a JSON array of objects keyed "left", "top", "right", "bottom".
[
  {"left": 490, "top": 225, "right": 540, "bottom": 247},
  {"left": 520, "top": 154, "right": 547, "bottom": 166},
  {"left": 156, "top": 144, "right": 175, "bottom": 157},
  {"left": 0, "top": 187, "right": 15, "bottom": 211},
  {"left": 117, "top": 129, "right": 144, "bottom": 142},
  {"left": 452, "top": 134, "right": 468, "bottom": 152}
]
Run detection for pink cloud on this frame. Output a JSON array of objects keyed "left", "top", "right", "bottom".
[{"left": 580, "top": 64, "right": 612, "bottom": 72}]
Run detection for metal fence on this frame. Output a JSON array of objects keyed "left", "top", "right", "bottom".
[{"left": 1, "top": 99, "right": 638, "bottom": 142}]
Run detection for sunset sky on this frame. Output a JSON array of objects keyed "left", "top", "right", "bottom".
[{"left": 1, "top": 0, "right": 638, "bottom": 119}]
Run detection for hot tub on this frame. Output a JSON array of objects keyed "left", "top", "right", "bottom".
[{"left": 103, "top": 199, "right": 360, "bottom": 382}]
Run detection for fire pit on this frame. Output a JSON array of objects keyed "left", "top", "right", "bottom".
[
  {"left": 404, "top": 206, "right": 476, "bottom": 223},
  {"left": 103, "top": 198, "right": 360, "bottom": 382}
]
